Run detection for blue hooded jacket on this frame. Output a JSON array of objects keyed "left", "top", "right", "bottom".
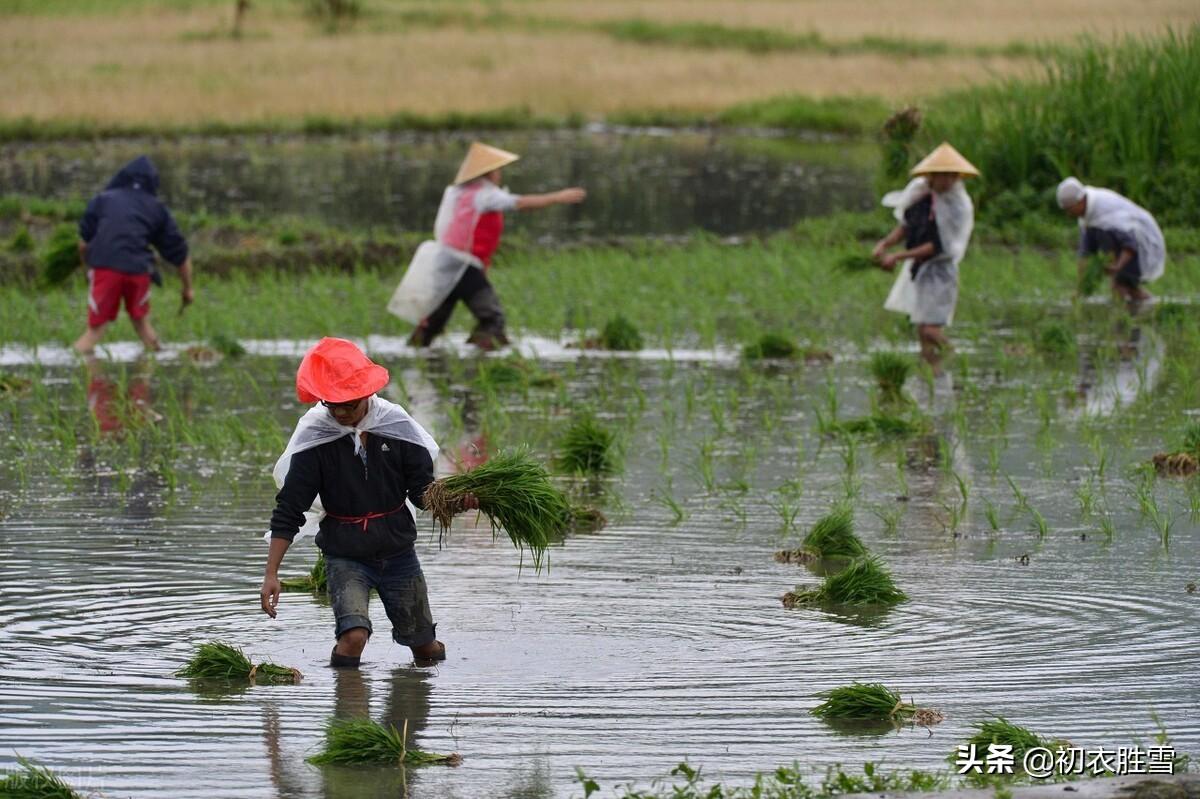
[{"left": 79, "top": 156, "right": 189, "bottom": 276}]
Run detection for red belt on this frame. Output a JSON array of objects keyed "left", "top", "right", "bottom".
[{"left": 326, "top": 504, "right": 407, "bottom": 531}]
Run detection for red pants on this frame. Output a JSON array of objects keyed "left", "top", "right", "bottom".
[{"left": 87, "top": 267, "right": 151, "bottom": 327}]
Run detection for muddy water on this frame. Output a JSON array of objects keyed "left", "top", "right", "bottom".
[
  {"left": 0, "top": 341, "right": 1197, "bottom": 799},
  {"left": 0, "top": 130, "right": 874, "bottom": 238}
]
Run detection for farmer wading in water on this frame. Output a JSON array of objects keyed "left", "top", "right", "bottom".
[
  {"left": 389, "top": 142, "right": 586, "bottom": 350},
  {"left": 73, "top": 156, "right": 194, "bottom": 354},
  {"left": 260, "top": 337, "right": 477, "bottom": 667},
  {"left": 873, "top": 142, "right": 978, "bottom": 370}
]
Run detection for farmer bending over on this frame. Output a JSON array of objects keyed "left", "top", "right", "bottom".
[
  {"left": 390, "top": 141, "right": 586, "bottom": 351},
  {"left": 1056, "top": 177, "right": 1166, "bottom": 307},
  {"left": 260, "top": 337, "right": 476, "bottom": 667},
  {"left": 73, "top": 156, "right": 194, "bottom": 354}
]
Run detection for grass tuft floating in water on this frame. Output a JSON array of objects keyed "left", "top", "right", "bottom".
[
  {"left": 869, "top": 351, "right": 912, "bottom": 399},
  {"left": 776, "top": 508, "right": 865, "bottom": 563},
  {"left": 307, "top": 717, "right": 462, "bottom": 767},
  {"left": 783, "top": 555, "right": 907, "bottom": 608},
  {"left": 812, "top": 682, "right": 943, "bottom": 726},
  {"left": 1151, "top": 421, "right": 1200, "bottom": 476},
  {"left": 423, "top": 450, "right": 571, "bottom": 570},
  {"left": 599, "top": 314, "right": 644, "bottom": 351},
  {"left": 175, "top": 641, "right": 302, "bottom": 684},
  {"left": 743, "top": 333, "right": 798, "bottom": 360},
  {"left": 554, "top": 413, "right": 620, "bottom": 476},
  {"left": 280, "top": 551, "right": 327, "bottom": 593},
  {"left": 955, "top": 717, "right": 1065, "bottom": 776},
  {"left": 0, "top": 756, "right": 84, "bottom": 799}
]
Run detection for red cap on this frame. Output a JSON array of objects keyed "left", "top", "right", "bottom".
[{"left": 295, "top": 337, "right": 390, "bottom": 403}]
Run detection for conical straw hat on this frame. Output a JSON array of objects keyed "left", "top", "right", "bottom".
[
  {"left": 910, "top": 142, "right": 980, "bottom": 178},
  {"left": 454, "top": 142, "right": 521, "bottom": 185}
]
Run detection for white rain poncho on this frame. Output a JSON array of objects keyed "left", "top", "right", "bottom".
[
  {"left": 881, "top": 177, "right": 974, "bottom": 326},
  {"left": 1080, "top": 187, "right": 1166, "bottom": 283},
  {"left": 267, "top": 396, "right": 440, "bottom": 542},
  {"left": 386, "top": 180, "right": 519, "bottom": 323}
]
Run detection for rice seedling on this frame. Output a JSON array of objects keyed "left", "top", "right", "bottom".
[
  {"left": 1036, "top": 323, "right": 1075, "bottom": 357},
  {"left": 176, "top": 642, "right": 301, "bottom": 684},
  {"left": 8, "top": 226, "right": 34, "bottom": 253},
  {"left": 308, "top": 717, "right": 461, "bottom": 767},
  {"left": 870, "top": 504, "right": 903, "bottom": 535},
  {"left": 1151, "top": 422, "right": 1200, "bottom": 476},
  {"left": 651, "top": 488, "right": 687, "bottom": 524},
  {"left": 811, "top": 683, "right": 943, "bottom": 726},
  {"left": 831, "top": 411, "right": 925, "bottom": 438},
  {"left": 869, "top": 352, "right": 912, "bottom": 400},
  {"left": 598, "top": 314, "right": 644, "bottom": 351},
  {"left": 40, "top": 224, "right": 81, "bottom": 286},
  {"left": 955, "top": 717, "right": 1062, "bottom": 774},
  {"left": 782, "top": 555, "right": 907, "bottom": 608},
  {"left": 743, "top": 333, "right": 798, "bottom": 361},
  {"left": 983, "top": 499, "right": 1000, "bottom": 532},
  {"left": 776, "top": 508, "right": 866, "bottom": 564},
  {"left": 280, "top": 551, "right": 327, "bottom": 593},
  {"left": 1077, "top": 256, "right": 1107, "bottom": 296},
  {"left": 767, "top": 496, "right": 801, "bottom": 533},
  {"left": 0, "top": 373, "right": 33, "bottom": 394},
  {"left": 423, "top": 450, "right": 571, "bottom": 569},
  {"left": 838, "top": 253, "right": 879, "bottom": 273},
  {"left": 554, "top": 414, "right": 620, "bottom": 476},
  {"left": 209, "top": 332, "right": 247, "bottom": 357},
  {"left": 1030, "top": 506, "right": 1048, "bottom": 538},
  {"left": 0, "top": 756, "right": 84, "bottom": 799}
]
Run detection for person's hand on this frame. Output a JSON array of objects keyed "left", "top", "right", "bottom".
[
  {"left": 879, "top": 253, "right": 901, "bottom": 271},
  {"left": 181, "top": 286, "right": 195, "bottom": 307},
  {"left": 260, "top": 575, "right": 281, "bottom": 618},
  {"left": 558, "top": 188, "right": 587, "bottom": 205},
  {"left": 1103, "top": 260, "right": 1119, "bottom": 275},
  {"left": 872, "top": 240, "right": 888, "bottom": 261},
  {"left": 460, "top": 492, "right": 480, "bottom": 511}
]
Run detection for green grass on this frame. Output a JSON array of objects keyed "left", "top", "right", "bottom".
[
  {"left": 307, "top": 717, "right": 461, "bottom": 767},
  {"left": 280, "top": 551, "right": 327, "bottom": 593},
  {"left": 175, "top": 641, "right": 300, "bottom": 684},
  {"left": 423, "top": 450, "right": 572, "bottom": 569},
  {"left": 812, "top": 682, "right": 943, "bottom": 725},
  {"left": 599, "top": 314, "right": 644, "bottom": 351},
  {"left": 554, "top": 414, "right": 621, "bottom": 476},
  {"left": 0, "top": 756, "right": 84, "bottom": 799},
  {"left": 784, "top": 554, "right": 907, "bottom": 608},
  {"left": 1036, "top": 323, "right": 1075, "bottom": 356},
  {"left": 743, "top": 333, "right": 798, "bottom": 360},
  {"left": 869, "top": 352, "right": 912, "bottom": 399}
]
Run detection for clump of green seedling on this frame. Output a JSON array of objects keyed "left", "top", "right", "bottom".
[
  {"left": 1151, "top": 421, "right": 1200, "bottom": 476},
  {"left": 599, "top": 314, "right": 644, "bottom": 351},
  {"left": 475, "top": 356, "right": 558, "bottom": 391},
  {"left": 554, "top": 413, "right": 620, "bottom": 476},
  {"left": 812, "top": 682, "right": 943, "bottom": 726},
  {"left": 838, "top": 253, "right": 880, "bottom": 273},
  {"left": 210, "top": 333, "right": 247, "bottom": 357},
  {"left": 0, "top": 373, "right": 33, "bottom": 394},
  {"left": 830, "top": 412, "right": 925, "bottom": 438},
  {"left": 308, "top": 718, "right": 462, "bottom": 766},
  {"left": 1077, "top": 255, "right": 1106, "bottom": 296},
  {"left": 954, "top": 717, "right": 1066, "bottom": 776},
  {"left": 782, "top": 555, "right": 907, "bottom": 608},
  {"left": 280, "top": 551, "right": 327, "bottom": 592},
  {"left": 743, "top": 333, "right": 798, "bottom": 360},
  {"left": 775, "top": 508, "right": 865, "bottom": 563},
  {"left": 176, "top": 641, "right": 301, "bottom": 684},
  {"left": 1036, "top": 323, "right": 1075, "bottom": 357},
  {"left": 869, "top": 352, "right": 912, "bottom": 400},
  {"left": 40, "top": 224, "right": 81, "bottom": 286},
  {"left": 0, "top": 756, "right": 85, "bottom": 799}
]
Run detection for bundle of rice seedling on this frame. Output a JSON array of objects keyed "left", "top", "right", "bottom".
[
  {"left": 838, "top": 254, "right": 879, "bottom": 273},
  {"left": 422, "top": 450, "right": 571, "bottom": 569},
  {"left": 308, "top": 718, "right": 461, "bottom": 767},
  {"left": 0, "top": 373, "right": 33, "bottom": 394},
  {"left": 599, "top": 314, "right": 644, "bottom": 351},
  {"left": 744, "top": 333, "right": 798, "bottom": 360},
  {"left": 832, "top": 412, "right": 923, "bottom": 438},
  {"left": 210, "top": 333, "right": 247, "bottom": 357},
  {"left": 280, "top": 552, "right": 328, "bottom": 592},
  {"left": 1150, "top": 422, "right": 1200, "bottom": 476},
  {"left": 869, "top": 352, "right": 912, "bottom": 399},
  {"left": 783, "top": 555, "right": 907, "bottom": 608},
  {"left": 175, "top": 641, "right": 301, "bottom": 684},
  {"left": 812, "top": 682, "right": 943, "bottom": 726},
  {"left": 0, "top": 756, "right": 84, "bottom": 799},
  {"left": 775, "top": 508, "right": 865, "bottom": 563},
  {"left": 554, "top": 414, "right": 620, "bottom": 476},
  {"left": 1036, "top": 323, "right": 1075, "bottom": 356},
  {"left": 475, "top": 356, "right": 558, "bottom": 391},
  {"left": 40, "top": 224, "right": 81, "bottom": 286},
  {"left": 956, "top": 717, "right": 1059, "bottom": 771},
  {"left": 8, "top": 226, "right": 35, "bottom": 253},
  {"left": 567, "top": 505, "right": 608, "bottom": 532},
  {"left": 1077, "top": 256, "right": 1107, "bottom": 296}
]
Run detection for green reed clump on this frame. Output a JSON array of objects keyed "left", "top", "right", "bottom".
[
  {"left": 744, "top": 333, "right": 798, "bottom": 360},
  {"left": 0, "top": 756, "right": 84, "bottom": 799},
  {"left": 783, "top": 555, "right": 907, "bottom": 608},
  {"left": 598, "top": 314, "right": 644, "bottom": 351},
  {"left": 869, "top": 351, "right": 912, "bottom": 398},
  {"left": 209, "top": 332, "right": 246, "bottom": 357},
  {"left": 308, "top": 718, "right": 461, "bottom": 767},
  {"left": 956, "top": 717, "right": 1058, "bottom": 771},
  {"left": 812, "top": 682, "right": 943, "bottom": 725},
  {"left": 423, "top": 450, "right": 571, "bottom": 569},
  {"left": 280, "top": 551, "right": 327, "bottom": 592},
  {"left": 1078, "top": 256, "right": 1107, "bottom": 295},
  {"left": 1037, "top": 323, "right": 1075, "bottom": 356},
  {"left": 554, "top": 414, "right": 620, "bottom": 475},
  {"left": 777, "top": 508, "right": 865, "bottom": 563},
  {"left": 40, "top": 224, "right": 80, "bottom": 286},
  {"left": 175, "top": 641, "right": 301, "bottom": 684},
  {"left": 838, "top": 253, "right": 880, "bottom": 273}
]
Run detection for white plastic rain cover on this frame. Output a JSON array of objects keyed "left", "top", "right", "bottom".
[
  {"left": 1081, "top": 187, "right": 1166, "bottom": 282},
  {"left": 387, "top": 241, "right": 477, "bottom": 324}
]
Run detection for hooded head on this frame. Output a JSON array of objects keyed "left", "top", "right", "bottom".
[{"left": 105, "top": 155, "right": 160, "bottom": 195}]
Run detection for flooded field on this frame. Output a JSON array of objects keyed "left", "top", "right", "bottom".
[
  {"left": 0, "top": 129, "right": 874, "bottom": 239},
  {"left": 1, "top": 325, "right": 1197, "bottom": 798}
]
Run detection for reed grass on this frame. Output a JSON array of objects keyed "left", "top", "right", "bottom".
[
  {"left": 0, "top": 756, "right": 84, "bottom": 799},
  {"left": 423, "top": 450, "right": 571, "bottom": 569},
  {"left": 783, "top": 555, "right": 907, "bottom": 608},
  {"left": 280, "top": 552, "right": 327, "bottom": 593},
  {"left": 599, "top": 314, "right": 644, "bottom": 351},
  {"left": 554, "top": 414, "right": 620, "bottom": 475},
  {"left": 307, "top": 718, "right": 461, "bottom": 767},
  {"left": 869, "top": 352, "right": 912, "bottom": 399},
  {"left": 812, "top": 682, "right": 943, "bottom": 726},
  {"left": 743, "top": 333, "right": 798, "bottom": 360},
  {"left": 175, "top": 641, "right": 301, "bottom": 684}
]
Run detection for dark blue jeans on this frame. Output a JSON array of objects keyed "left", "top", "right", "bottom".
[{"left": 326, "top": 548, "right": 436, "bottom": 648}]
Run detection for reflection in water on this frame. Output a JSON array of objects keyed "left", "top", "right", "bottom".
[
  {"left": 1075, "top": 326, "right": 1164, "bottom": 418},
  {"left": 84, "top": 355, "right": 160, "bottom": 434},
  {"left": 0, "top": 132, "right": 873, "bottom": 238}
]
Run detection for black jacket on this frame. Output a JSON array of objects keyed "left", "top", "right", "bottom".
[
  {"left": 270, "top": 433, "right": 435, "bottom": 562},
  {"left": 79, "top": 156, "right": 189, "bottom": 275}
]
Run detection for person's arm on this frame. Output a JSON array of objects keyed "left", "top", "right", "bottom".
[
  {"left": 873, "top": 224, "right": 905, "bottom": 262},
  {"left": 261, "top": 449, "right": 321, "bottom": 617},
  {"left": 178, "top": 256, "right": 194, "bottom": 307},
  {"left": 1106, "top": 247, "right": 1136, "bottom": 276},
  {"left": 78, "top": 196, "right": 101, "bottom": 266},
  {"left": 151, "top": 207, "right": 193, "bottom": 304},
  {"left": 515, "top": 187, "right": 586, "bottom": 211}
]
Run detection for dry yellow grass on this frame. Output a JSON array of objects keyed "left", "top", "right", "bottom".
[
  {"left": 515, "top": 0, "right": 1199, "bottom": 47},
  {"left": 0, "top": 6, "right": 1038, "bottom": 126}
]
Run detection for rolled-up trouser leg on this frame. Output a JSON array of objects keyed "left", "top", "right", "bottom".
[{"left": 460, "top": 269, "right": 507, "bottom": 345}]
